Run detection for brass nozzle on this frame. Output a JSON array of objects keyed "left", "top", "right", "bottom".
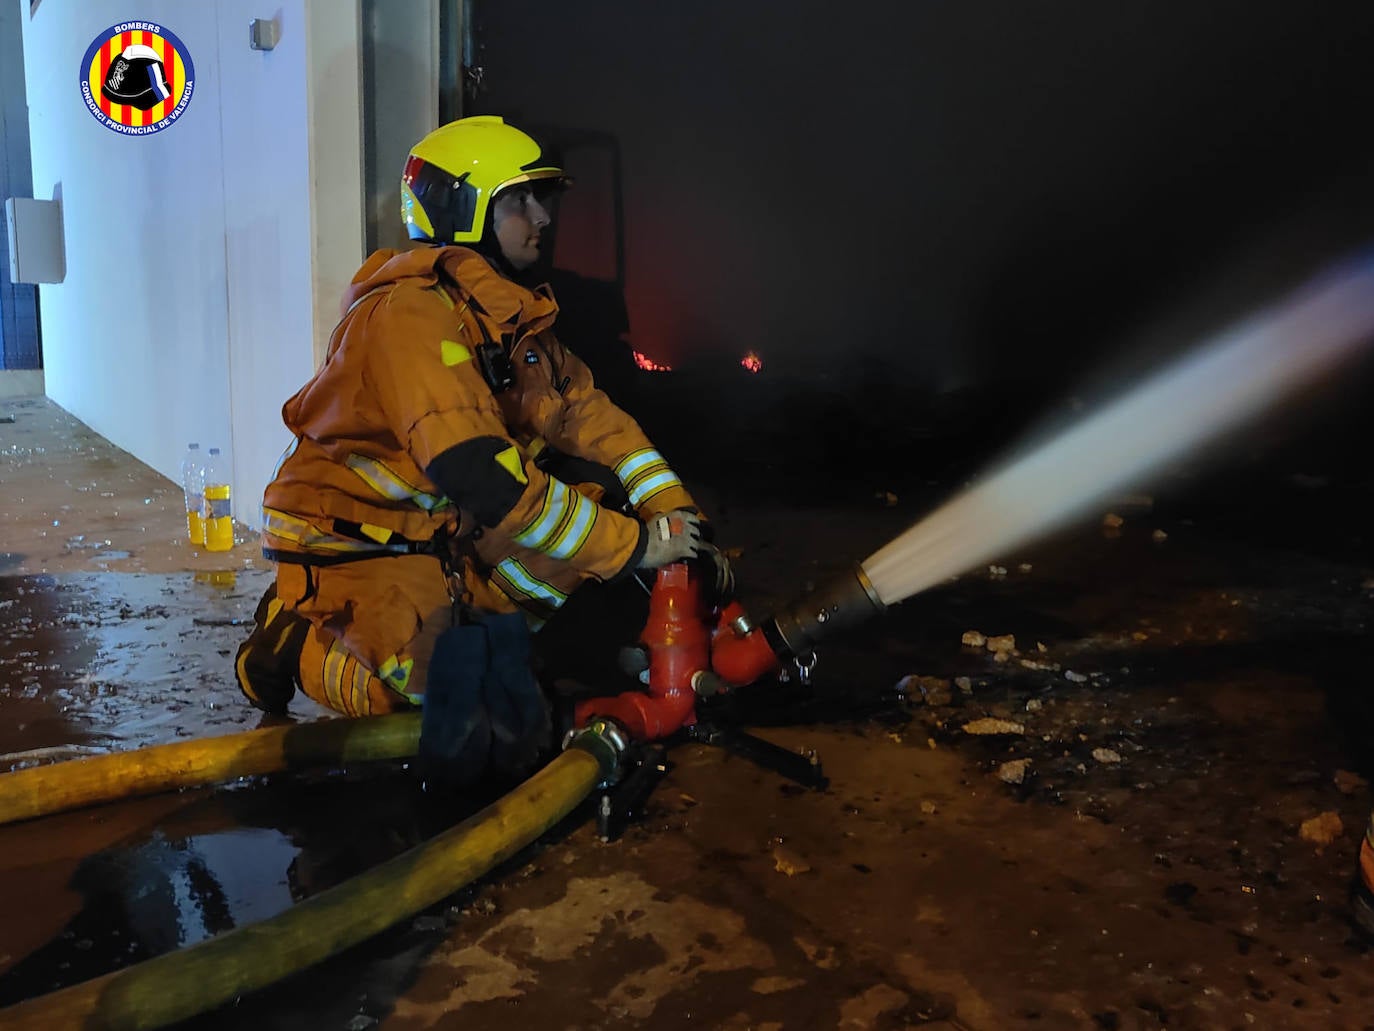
[{"left": 765, "top": 563, "right": 886, "bottom": 660}]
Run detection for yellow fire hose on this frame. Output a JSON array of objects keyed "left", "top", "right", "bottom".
[
  {"left": 0, "top": 719, "right": 624, "bottom": 1029},
  {"left": 0, "top": 713, "right": 424, "bottom": 826}
]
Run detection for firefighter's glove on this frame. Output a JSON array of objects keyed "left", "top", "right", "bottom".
[
  {"left": 420, "top": 612, "right": 551, "bottom": 788},
  {"left": 638, "top": 509, "right": 702, "bottom": 570},
  {"left": 480, "top": 610, "right": 552, "bottom": 779},
  {"left": 420, "top": 622, "right": 492, "bottom": 788}
]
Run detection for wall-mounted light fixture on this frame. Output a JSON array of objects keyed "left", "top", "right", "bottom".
[{"left": 249, "top": 18, "right": 280, "bottom": 51}]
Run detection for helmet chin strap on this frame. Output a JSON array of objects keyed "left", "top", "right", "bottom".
[
  {"left": 471, "top": 234, "right": 520, "bottom": 281},
  {"left": 469, "top": 225, "right": 547, "bottom": 287}
]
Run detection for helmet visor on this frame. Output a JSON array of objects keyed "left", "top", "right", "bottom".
[{"left": 402, "top": 155, "right": 479, "bottom": 241}]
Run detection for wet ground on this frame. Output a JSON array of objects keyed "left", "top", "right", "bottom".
[{"left": 3, "top": 391, "right": 1374, "bottom": 1029}]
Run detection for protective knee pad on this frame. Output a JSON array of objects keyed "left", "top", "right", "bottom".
[{"left": 234, "top": 584, "right": 310, "bottom": 714}]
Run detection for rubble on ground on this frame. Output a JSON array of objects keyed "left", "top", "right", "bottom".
[
  {"left": 894, "top": 675, "right": 953, "bottom": 707},
  {"left": 772, "top": 845, "right": 812, "bottom": 876},
  {"left": 963, "top": 718, "right": 1025, "bottom": 736},
  {"left": 985, "top": 634, "right": 1016, "bottom": 654},
  {"left": 1298, "top": 811, "right": 1344, "bottom": 849},
  {"left": 998, "top": 758, "right": 1033, "bottom": 784}
]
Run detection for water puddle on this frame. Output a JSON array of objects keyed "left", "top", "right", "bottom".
[{"left": 0, "top": 765, "right": 455, "bottom": 1005}]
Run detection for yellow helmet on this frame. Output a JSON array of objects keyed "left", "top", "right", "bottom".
[{"left": 401, "top": 115, "right": 567, "bottom": 244}]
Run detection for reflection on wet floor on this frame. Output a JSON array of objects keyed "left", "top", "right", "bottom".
[
  {"left": 0, "top": 824, "right": 300, "bottom": 1000},
  {"left": 0, "top": 570, "right": 275, "bottom": 758}
]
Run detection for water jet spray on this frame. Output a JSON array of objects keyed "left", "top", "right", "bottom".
[{"left": 864, "top": 249, "right": 1374, "bottom": 607}]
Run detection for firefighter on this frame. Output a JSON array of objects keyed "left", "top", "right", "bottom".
[{"left": 234, "top": 115, "right": 732, "bottom": 784}]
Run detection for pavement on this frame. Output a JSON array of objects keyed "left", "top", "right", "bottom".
[{"left": 2, "top": 391, "right": 1374, "bottom": 1030}]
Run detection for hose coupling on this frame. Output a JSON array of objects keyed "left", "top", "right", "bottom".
[{"left": 564, "top": 716, "right": 632, "bottom": 787}]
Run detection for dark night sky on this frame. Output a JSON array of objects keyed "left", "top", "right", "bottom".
[{"left": 477, "top": 2, "right": 1374, "bottom": 401}]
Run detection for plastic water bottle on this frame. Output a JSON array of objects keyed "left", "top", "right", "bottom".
[
  {"left": 202, "top": 447, "right": 234, "bottom": 552},
  {"left": 180, "top": 443, "right": 205, "bottom": 546}
]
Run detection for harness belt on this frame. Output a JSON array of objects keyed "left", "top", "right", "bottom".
[
  {"left": 262, "top": 514, "right": 446, "bottom": 568},
  {"left": 262, "top": 542, "right": 439, "bottom": 568}
]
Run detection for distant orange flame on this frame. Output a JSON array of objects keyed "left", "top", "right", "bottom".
[
  {"left": 741, "top": 351, "right": 763, "bottom": 374},
  {"left": 633, "top": 350, "right": 672, "bottom": 372}
]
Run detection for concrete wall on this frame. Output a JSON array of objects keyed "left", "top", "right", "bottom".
[{"left": 19, "top": 0, "right": 364, "bottom": 527}]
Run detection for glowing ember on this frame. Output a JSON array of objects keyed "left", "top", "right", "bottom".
[
  {"left": 741, "top": 351, "right": 763, "bottom": 373},
  {"left": 633, "top": 350, "right": 672, "bottom": 372}
]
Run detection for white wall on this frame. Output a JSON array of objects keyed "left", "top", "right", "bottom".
[{"left": 19, "top": 0, "right": 363, "bottom": 528}]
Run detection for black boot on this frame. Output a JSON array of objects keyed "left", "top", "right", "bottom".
[{"left": 234, "top": 584, "right": 309, "bottom": 714}]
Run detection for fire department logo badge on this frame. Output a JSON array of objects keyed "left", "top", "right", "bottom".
[{"left": 80, "top": 23, "right": 194, "bottom": 136}]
